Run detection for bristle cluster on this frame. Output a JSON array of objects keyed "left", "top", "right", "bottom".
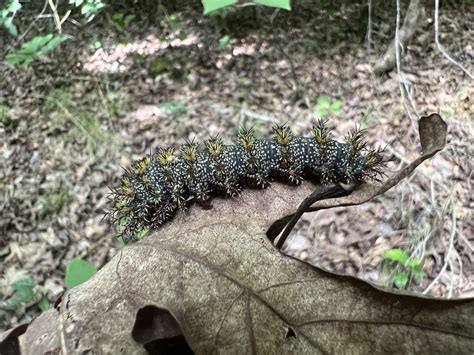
[{"left": 109, "top": 122, "right": 385, "bottom": 242}]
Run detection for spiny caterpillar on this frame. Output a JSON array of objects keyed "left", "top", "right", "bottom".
[{"left": 110, "top": 121, "right": 384, "bottom": 243}]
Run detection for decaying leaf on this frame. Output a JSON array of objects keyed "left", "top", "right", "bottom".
[{"left": 5, "top": 113, "right": 472, "bottom": 354}]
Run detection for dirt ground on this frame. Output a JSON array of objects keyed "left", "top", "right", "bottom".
[{"left": 0, "top": 2, "right": 472, "bottom": 331}]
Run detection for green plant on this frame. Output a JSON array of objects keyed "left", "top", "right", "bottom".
[
  {"left": 206, "top": 4, "right": 238, "bottom": 18},
  {"left": 10, "top": 278, "right": 50, "bottom": 311},
  {"left": 89, "top": 39, "right": 102, "bottom": 50},
  {"left": 202, "top": 0, "right": 291, "bottom": 15},
  {"left": 70, "top": 0, "right": 105, "bottom": 21},
  {"left": 218, "top": 35, "right": 232, "bottom": 49},
  {"left": 65, "top": 259, "right": 97, "bottom": 289},
  {"left": 115, "top": 225, "right": 149, "bottom": 248},
  {"left": 381, "top": 248, "right": 426, "bottom": 289},
  {"left": 5, "top": 34, "right": 67, "bottom": 67},
  {"left": 43, "top": 89, "right": 119, "bottom": 153},
  {"left": 111, "top": 11, "right": 135, "bottom": 28},
  {"left": 313, "top": 97, "right": 343, "bottom": 118},
  {"left": 0, "top": 105, "right": 11, "bottom": 125},
  {"left": 0, "top": 0, "right": 21, "bottom": 36},
  {"left": 159, "top": 13, "right": 188, "bottom": 41}
]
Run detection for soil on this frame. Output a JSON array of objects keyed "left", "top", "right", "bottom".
[{"left": 0, "top": 1, "right": 472, "bottom": 331}]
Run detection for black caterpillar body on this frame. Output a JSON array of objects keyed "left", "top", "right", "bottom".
[{"left": 110, "top": 121, "right": 384, "bottom": 242}]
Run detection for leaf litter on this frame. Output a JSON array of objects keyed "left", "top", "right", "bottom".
[{"left": 0, "top": 2, "right": 472, "bottom": 332}]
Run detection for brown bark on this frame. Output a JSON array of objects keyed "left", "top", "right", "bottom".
[{"left": 373, "top": 0, "right": 425, "bottom": 75}]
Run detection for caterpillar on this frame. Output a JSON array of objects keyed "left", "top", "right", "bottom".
[{"left": 110, "top": 120, "right": 384, "bottom": 243}]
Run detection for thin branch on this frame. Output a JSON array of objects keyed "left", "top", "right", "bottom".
[
  {"left": 395, "top": 0, "right": 419, "bottom": 130},
  {"left": 434, "top": 0, "right": 473, "bottom": 79},
  {"left": 275, "top": 185, "right": 352, "bottom": 249},
  {"left": 422, "top": 198, "right": 456, "bottom": 296},
  {"left": 366, "top": 0, "right": 373, "bottom": 54},
  {"left": 17, "top": 0, "right": 49, "bottom": 42},
  {"left": 270, "top": 8, "right": 300, "bottom": 92}
]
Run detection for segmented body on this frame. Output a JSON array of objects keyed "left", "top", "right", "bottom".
[{"left": 110, "top": 121, "right": 384, "bottom": 242}]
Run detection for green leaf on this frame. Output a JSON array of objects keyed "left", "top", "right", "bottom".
[
  {"left": 23, "top": 34, "right": 53, "bottom": 53},
  {"left": 3, "top": 17, "right": 18, "bottom": 36},
  {"left": 38, "top": 35, "right": 66, "bottom": 56},
  {"left": 11, "top": 278, "right": 35, "bottom": 291},
  {"left": 314, "top": 108, "right": 329, "bottom": 117},
  {"left": 202, "top": 0, "right": 238, "bottom": 15},
  {"left": 407, "top": 258, "right": 421, "bottom": 268},
  {"left": 135, "top": 228, "right": 149, "bottom": 240},
  {"left": 65, "top": 259, "right": 97, "bottom": 289},
  {"left": 37, "top": 297, "right": 50, "bottom": 311},
  {"left": 8, "top": 0, "right": 22, "bottom": 13},
  {"left": 112, "top": 12, "right": 124, "bottom": 22},
  {"left": 69, "top": 0, "right": 84, "bottom": 6},
  {"left": 411, "top": 264, "right": 426, "bottom": 279},
  {"left": 6, "top": 34, "right": 67, "bottom": 67},
  {"left": 254, "top": 0, "right": 291, "bottom": 10},
  {"left": 116, "top": 236, "right": 126, "bottom": 249},
  {"left": 218, "top": 35, "right": 231, "bottom": 49},
  {"left": 393, "top": 272, "right": 408, "bottom": 289},
  {"left": 5, "top": 53, "right": 28, "bottom": 65},
  {"left": 177, "top": 31, "right": 188, "bottom": 40},
  {"left": 124, "top": 14, "right": 135, "bottom": 26},
  {"left": 316, "top": 97, "right": 330, "bottom": 108},
  {"left": 167, "top": 14, "right": 180, "bottom": 24},
  {"left": 330, "top": 100, "right": 343, "bottom": 112},
  {"left": 383, "top": 248, "right": 409, "bottom": 265},
  {"left": 89, "top": 40, "right": 102, "bottom": 50},
  {"left": 10, "top": 278, "right": 36, "bottom": 306}
]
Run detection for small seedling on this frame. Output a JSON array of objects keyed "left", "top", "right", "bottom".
[
  {"left": 0, "top": 105, "right": 11, "bottom": 125},
  {"left": 313, "top": 97, "right": 343, "bottom": 118},
  {"left": 111, "top": 12, "right": 135, "bottom": 28},
  {"left": 0, "top": 0, "right": 21, "bottom": 36},
  {"left": 218, "top": 35, "right": 231, "bottom": 50},
  {"left": 89, "top": 40, "right": 102, "bottom": 50},
  {"left": 5, "top": 34, "right": 67, "bottom": 67},
  {"left": 381, "top": 248, "right": 426, "bottom": 289}
]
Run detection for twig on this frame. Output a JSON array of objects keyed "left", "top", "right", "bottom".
[
  {"left": 366, "top": 0, "right": 373, "bottom": 54},
  {"left": 270, "top": 9, "right": 300, "bottom": 92},
  {"left": 240, "top": 109, "right": 279, "bottom": 123},
  {"left": 434, "top": 0, "right": 473, "bottom": 79},
  {"left": 275, "top": 185, "right": 352, "bottom": 249},
  {"left": 18, "top": 0, "right": 49, "bottom": 42},
  {"left": 395, "top": 0, "right": 419, "bottom": 130},
  {"left": 422, "top": 198, "right": 456, "bottom": 296},
  {"left": 380, "top": 139, "right": 450, "bottom": 193},
  {"left": 47, "top": 0, "right": 71, "bottom": 34},
  {"left": 374, "top": 0, "right": 423, "bottom": 77},
  {"left": 459, "top": 231, "right": 473, "bottom": 253}
]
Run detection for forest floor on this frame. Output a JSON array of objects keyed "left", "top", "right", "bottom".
[{"left": 0, "top": 2, "right": 472, "bottom": 331}]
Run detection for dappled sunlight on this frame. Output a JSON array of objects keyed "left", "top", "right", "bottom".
[{"left": 83, "top": 34, "right": 198, "bottom": 74}]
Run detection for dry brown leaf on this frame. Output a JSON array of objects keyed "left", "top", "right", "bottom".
[{"left": 4, "top": 113, "right": 471, "bottom": 354}]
